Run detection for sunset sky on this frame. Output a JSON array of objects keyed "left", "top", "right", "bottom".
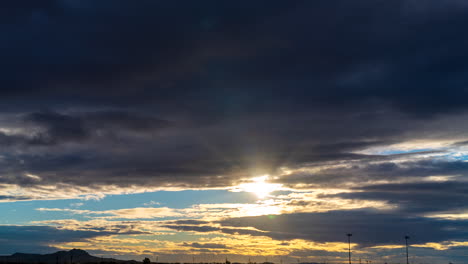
[{"left": 1, "top": 1, "right": 468, "bottom": 263}]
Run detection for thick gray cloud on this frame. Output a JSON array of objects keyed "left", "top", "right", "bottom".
[
  {"left": 20, "top": 110, "right": 170, "bottom": 146},
  {"left": 275, "top": 159, "right": 468, "bottom": 188},
  {"left": 0, "top": 225, "right": 139, "bottom": 254},
  {"left": 2, "top": 0, "right": 468, "bottom": 114},
  {"left": 182, "top": 242, "right": 227, "bottom": 249},
  {"left": 326, "top": 181, "right": 468, "bottom": 214},
  {"left": 165, "top": 210, "right": 468, "bottom": 247},
  {"left": 2, "top": 0, "right": 468, "bottom": 189}
]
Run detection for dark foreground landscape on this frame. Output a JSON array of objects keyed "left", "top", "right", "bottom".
[
  {"left": 0, "top": 249, "right": 138, "bottom": 264},
  {"left": 0, "top": 249, "right": 341, "bottom": 264},
  {"left": 0, "top": 248, "right": 455, "bottom": 264}
]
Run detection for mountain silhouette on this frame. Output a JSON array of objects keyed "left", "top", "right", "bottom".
[{"left": 0, "top": 249, "right": 139, "bottom": 264}]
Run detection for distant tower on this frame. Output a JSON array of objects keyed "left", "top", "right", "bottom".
[
  {"left": 347, "top": 233, "right": 353, "bottom": 264},
  {"left": 405, "top": 236, "right": 410, "bottom": 264}
]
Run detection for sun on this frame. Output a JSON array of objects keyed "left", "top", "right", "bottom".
[{"left": 237, "top": 175, "right": 282, "bottom": 199}]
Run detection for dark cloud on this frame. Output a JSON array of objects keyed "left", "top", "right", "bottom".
[
  {"left": 161, "top": 224, "right": 272, "bottom": 238},
  {"left": 326, "top": 181, "right": 468, "bottom": 214},
  {"left": 0, "top": 195, "right": 33, "bottom": 201},
  {"left": 0, "top": 110, "right": 438, "bottom": 189},
  {"left": 217, "top": 210, "right": 468, "bottom": 246},
  {"left": 0, "top": 110, "right": 172, "bottom": 154},
  {"left": 163, "top": 210, "right": 468, "bottom": 246},
  {"left": 171, "top": 220, "right": 208, "bottom": 226},
  {"left": 0, "top": 0, "right": 468, "bottom": 114},
  {"left": 21, "top": 110, "right": 171, "bottom": 145},
  {"left": 182, "top": 242, "right": 227, "bottom": 249},
  {"left": 162, "top": 224, "right": 218, "bottom": 233},
  {"left": 0, "top": 225, "right": 122, "bottom": 254},
  {"left": 275, "top": 159, "right": 468, "bottom": 188},
  {"left": 26, "top": 111, "right": 89, "bottom": 145}
]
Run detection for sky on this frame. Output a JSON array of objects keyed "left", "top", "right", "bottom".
[{"left": 0, "top": 0, "right": 468, "bottom": 263}]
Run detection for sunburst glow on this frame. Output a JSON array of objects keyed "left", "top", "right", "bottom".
[{"left": 237, "top": 175, "right": 283, "bottom": 199}]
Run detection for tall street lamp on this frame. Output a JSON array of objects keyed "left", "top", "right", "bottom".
[
  {"left": 347, "top": 233, "right": 353, "bottom": 264},
  {"left": 405, "top": 235, "right": 410, "bottom": 264}
]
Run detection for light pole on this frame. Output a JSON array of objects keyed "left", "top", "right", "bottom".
[
  {"left": 405, "top": 235, "right": 410, "bottom": 264},
  {"left": 347, "top": 233, "right": 352, "bottom": 264}
]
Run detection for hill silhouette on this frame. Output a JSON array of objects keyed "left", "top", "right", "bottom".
[{"left": 0, "top": 249, "right": 138, "bottom": 264}]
